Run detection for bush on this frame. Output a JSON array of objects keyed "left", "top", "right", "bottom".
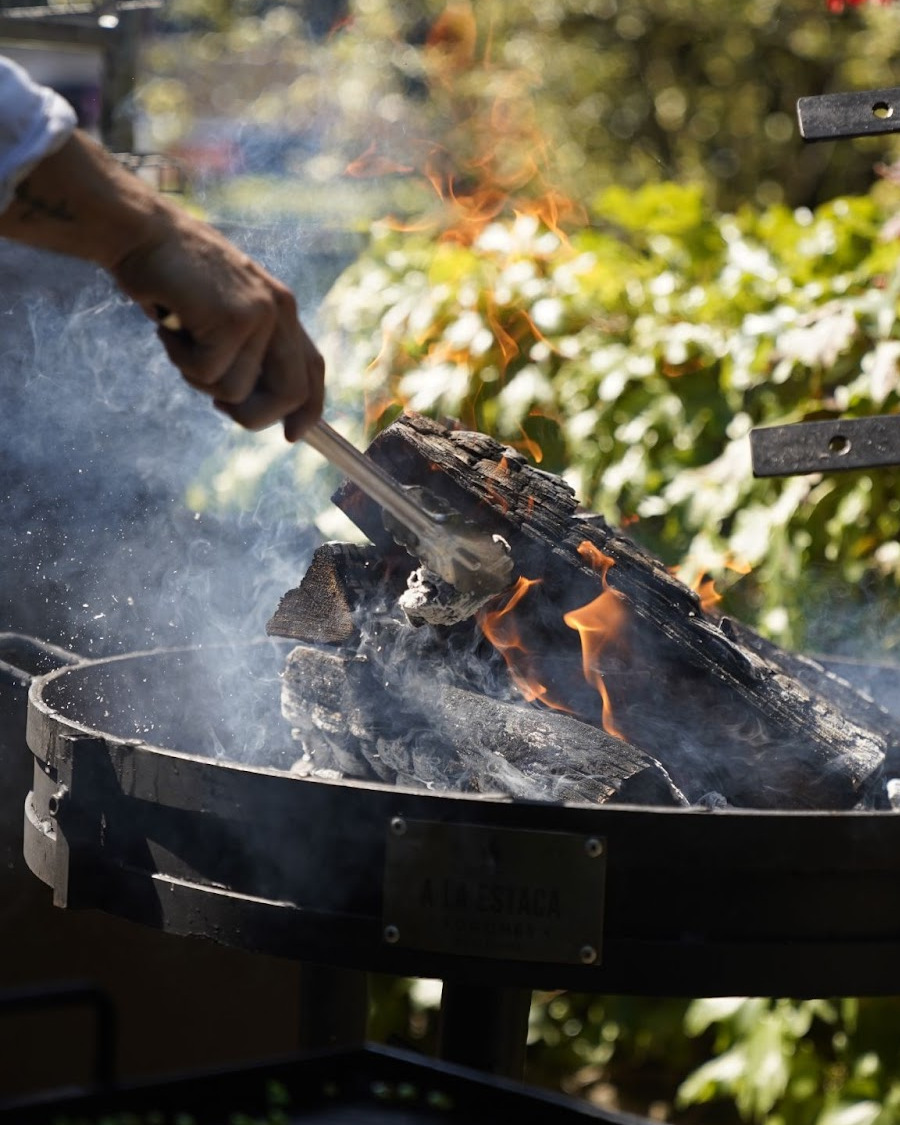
[{"left": 314, "top": 177, "right": 900, "bottom": 655}]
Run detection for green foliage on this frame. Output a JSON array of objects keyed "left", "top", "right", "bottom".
[
  {"left": 140, "top": 0, "right": 900, "bottom": 221},
  {"left": 671, "top": 997, "right": 900, "bottom": 1125},
  {"left": 314, "top": 177, "right": 900, "bottom": 653}
]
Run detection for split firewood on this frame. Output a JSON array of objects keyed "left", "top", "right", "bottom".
[
  {"left": 267, "top": 542, "right": 410, "bottom": 646},
  {"left": 270, "top": 411, "right": 890, "bottom": 811},
  {"left": 707, "top": 611, "right": 900, "bottom": 777},
  {"left": 281, "top": 641, "right": 688, "bottom": 807}
]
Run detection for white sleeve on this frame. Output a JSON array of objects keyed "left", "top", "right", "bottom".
[{"left": 0, "top": 55, "right": 78, "bottom": 213}]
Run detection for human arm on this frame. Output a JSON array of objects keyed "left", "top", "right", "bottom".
[{"left": 0, "top": 60, "right": 324, "bottom": 440}]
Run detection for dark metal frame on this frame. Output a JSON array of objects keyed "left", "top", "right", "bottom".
[
  {"left": 748, "top": 88, "right": 900, "bottom": 479},
  {"left": 0, "top": 1037, "right": 652, "bottom": 1122},
  {"left": 17, "top": 642, "right": 900, "bottom": 1003},
  {"left": 0, "top": 0, "right": 160, "bottom": 150}
]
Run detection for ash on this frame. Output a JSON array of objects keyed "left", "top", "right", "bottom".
[{"left": 398, "top": 565, "right": 500, "bottom": 627}]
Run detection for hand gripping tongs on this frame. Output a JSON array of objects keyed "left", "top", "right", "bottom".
[{"left": 155, "top": 308, "right": 512, "bottom": 596}]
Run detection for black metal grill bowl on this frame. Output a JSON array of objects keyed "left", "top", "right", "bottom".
[{"left": 17, "top": 637, "right": 900, "bottom": 999}]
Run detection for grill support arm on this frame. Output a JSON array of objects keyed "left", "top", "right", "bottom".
[
  {"left": 437, "top": 982, "right": 532, "bottom": 1080},
  {"left": 297, "top": 965, "right": 369, "bottom": 1052}
]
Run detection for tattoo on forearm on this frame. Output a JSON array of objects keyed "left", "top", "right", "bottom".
[{"left": 13, "top": 182, "right": 75, "bottom": 224}]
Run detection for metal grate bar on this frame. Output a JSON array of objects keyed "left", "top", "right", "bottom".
[
  {"left": 750, "top": 414, "right": 900, "bottom": 477},
  {"left": 797, "top": 87, "right": 900, "bottom": 141}
]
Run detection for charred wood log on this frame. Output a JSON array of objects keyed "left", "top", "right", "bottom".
[
  {"left": 281, "top": 642, "right": 688, "bottom": 807},
  {"left": 267, "top": 542, "right": 410, "bottom": 646},
  {"left": 708, "top": 612, "right": 900, "bottom": 777},
  {"left": 313, "top": 412, "right": 887, "bottom": 811}
]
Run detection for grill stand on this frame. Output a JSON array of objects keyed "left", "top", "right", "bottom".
[
  {"left": 14, "top": 635, "right": 900, "bottom": 1109},
  {"left": 297, "top": 968, "right": 530, "bottom": 1079},
  {"left": 438, "top": 982, "right": 531, "bottom": 1078},
  {"left": 297, "top": 964, "right": 369, "bottom": 1054}
]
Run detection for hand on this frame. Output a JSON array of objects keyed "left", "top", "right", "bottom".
[
  {"left": 0, "top": 129, "right": 325, "bottom": 441},
  {"left": 112, "top": 215, "right": 325, "bottom": 441}
]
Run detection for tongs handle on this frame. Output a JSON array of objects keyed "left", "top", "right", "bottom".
[{"left": 304, "top": 420, "right": 445, "bottom": 545}]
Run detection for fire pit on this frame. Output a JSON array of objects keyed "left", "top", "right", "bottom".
[
  {"left": 15, "top": 630, "right": 900, "bottom": 1001},
  {"left": 10, "top": 405, "right": 900, "bottom": 1013}
]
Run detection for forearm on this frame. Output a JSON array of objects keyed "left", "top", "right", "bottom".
[
  {"left": 0, "top": 128, "right": 181, "bottom": 271},
  {"left": 0, "top": 108, "right": 325, "bottom": 440}
]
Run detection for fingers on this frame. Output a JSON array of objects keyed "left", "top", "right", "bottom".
[
  {"left": 155, "top": 280, "right": 277, "bottom": 399},
  {"left": 113, "top": 217, "right": 326, "bottom": 439},
  {"left": 153, "top": 275, "right": 325, "bottom": 440},
  {"left": 209, "top": 316, "right": 326, "bottom": 440},
  {"left": 160, "top": 321, "right": 270, "bottom": 404}
]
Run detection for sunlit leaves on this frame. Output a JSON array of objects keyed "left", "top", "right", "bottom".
[{"left": 315, "top": 177, "right": 900, "bottom": 651}]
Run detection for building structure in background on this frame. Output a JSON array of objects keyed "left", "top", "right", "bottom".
[{"left": 0, "top": 0, "right": 156, "bottom": 152}]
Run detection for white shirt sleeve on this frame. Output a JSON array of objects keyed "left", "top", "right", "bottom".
[{"left": 0, "top": 55, "right": 78, "bottom": 214}]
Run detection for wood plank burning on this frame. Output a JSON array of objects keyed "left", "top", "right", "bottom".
[
  {"left": 281, "top": 642, "right": 688, "bottom": 806},
  {"left": 269, "top": 412, "right": 893, "bottom": 811}
]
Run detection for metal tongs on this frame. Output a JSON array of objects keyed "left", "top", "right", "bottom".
[
  {"left": 305, "top": 420, "right": 513, "bottom": 597},
  {"left": 156, "top": 308, "right": 512, "bottom": 596}
]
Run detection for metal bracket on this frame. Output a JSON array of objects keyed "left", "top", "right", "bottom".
[
  {"left": 47, "top": 735, "right": 108, "bottom": 909},
  {"left": 750, "top": 414, "right": 900, "bottom": 477},
  {"left": 797, "top": 87, "right": 900, "bottom": 142}
]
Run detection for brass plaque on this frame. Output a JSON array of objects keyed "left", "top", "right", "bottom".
[{"left": 382, "top": 818, "right": 606, "bottom": 964}]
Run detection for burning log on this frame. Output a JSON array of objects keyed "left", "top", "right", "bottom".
[
  {"left": 281, "top": 642, "right": 688, "bottom": 806},
  {"left": 270, "top": 412, "right": 889, "bottom": 811},
  {"left": 705, "top": 612, "right": 900, "bottom": 779}
]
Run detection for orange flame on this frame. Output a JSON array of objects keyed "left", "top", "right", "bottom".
[
  {"left": 514, "top": 427, "right": 543, "bottom": 464},
  {"left": 347, "top": 2, "right": 581, "bottom": 250},
  {"left": 478, "top": 577, "right": 571, "bottom": 711},
  {"left": 671, "top": 553, "right": 753, "bottom": 614},
  {"left": 478, "top": 540, "right": 632, "bottom": 742},
  {"left": 694, "top": 575, "right": 722, "bottom": 614},
  {"left": 480, "top": 456, "right": 511, "bottom": 514},
  {"left": 345, "top": 143, "right": 415, "bottom": 179},
  {"left": 562, "top": 543, "right": 629, "bottom": 739},
  {"left": 349, "top": 2, "right": 586, "bottom": 441},
  {"left": 485, "top": 297, "right": 520, "bottom": 369},
  {"left": 424, "top": 0, "right": 478, "bottom": 85},
  {"left": 327, "top": 14, "right": 355, "bottom": 38}
]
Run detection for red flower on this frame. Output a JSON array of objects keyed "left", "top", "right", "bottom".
[{"left": 827, "top": 0, "right": 896, "bottom": 10}]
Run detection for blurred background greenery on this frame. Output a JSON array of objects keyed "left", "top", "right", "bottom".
[
  {"left": 88, "top": 0, "right": 900, "bottom": 1120},
  {"left": 135, "top": 0, "right": 900, "bottom": 656}
]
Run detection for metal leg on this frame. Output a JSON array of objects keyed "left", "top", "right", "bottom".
[
  {"left": 437, "top": 981, "right": 532, "bottom": 1079},
  {"left": 297, "top": 964, "right": 369, "bottom": 1051}
]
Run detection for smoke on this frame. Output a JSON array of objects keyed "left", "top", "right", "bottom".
[
  {"left": 6, "top": 235, "right": 898, "bottom": 808},
  {"left": 0, "top": 228, "right": 341, "bottom": 757}
]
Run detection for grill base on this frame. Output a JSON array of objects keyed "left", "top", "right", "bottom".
[{"left": 0, "top": 1041, "right": 654, "bottom": 1124}]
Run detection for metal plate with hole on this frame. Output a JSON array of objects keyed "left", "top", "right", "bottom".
[
  {"left": 797, "top": 87, "right": 900, "bottom": 141},
  {"left": 750, "top": 415, "right": 900, "bottom": 477},
  {"left": 382, "top": 819, "right": 606, "bottom": 965}
]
